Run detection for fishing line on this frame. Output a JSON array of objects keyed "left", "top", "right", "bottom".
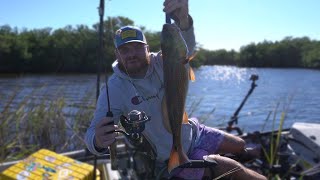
[{"left": 212, "top": 166, "right": 242, "bottom": 180}]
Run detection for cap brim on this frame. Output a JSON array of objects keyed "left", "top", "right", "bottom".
[{"left": 117, "top": 40, "right": 147, "bottom": 48}]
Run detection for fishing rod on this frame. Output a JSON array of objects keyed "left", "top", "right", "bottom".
[
  {"left": 166, "top": 14, "right": 171, "bottom": 24},
  {"left": 92, "top": 0, "right": 105, "bottom": 179},
  {"left": 96, "top": 0, "right": 104, "bottom": 101},
  {"left": 225, "top": 74, "right": 259, "bottom": 135}
]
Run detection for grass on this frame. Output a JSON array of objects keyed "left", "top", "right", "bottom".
[
  {"left": 258, "top": 95, "right": 311, "bottom": 179},
  {"left": 260, "top": 101, "right": 287, "bottom": 179},
  {"left": 187, "top": 97, "right": 217, "bottom": 125},
  {"left": 0, "top": 85, "right": 95, "bottom": 162}
]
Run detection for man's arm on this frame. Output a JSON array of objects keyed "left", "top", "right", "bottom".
[
  {"left": 180, "top": 16, "right": 195, "bottom": 57},
  {"left": 163, "top": 0, "right": 196, "bottom": 56},
  {"left": 85, "top": 84, "right": 121, "bottom": 155}
]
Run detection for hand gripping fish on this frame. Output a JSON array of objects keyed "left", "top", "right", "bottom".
[{"left": 161, "top": 23, "right": 196, "bottom": 173}]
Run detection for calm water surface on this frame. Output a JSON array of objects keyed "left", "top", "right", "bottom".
[{"left": 1, "top": 66, "right": 319, "bottom": 132}]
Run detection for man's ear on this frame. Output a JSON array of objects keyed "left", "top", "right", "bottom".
[{"left": 146, "top": 45, "right": 150, "bottom": 52}]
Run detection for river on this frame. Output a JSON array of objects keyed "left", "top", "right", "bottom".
[{"left": 1, "top": 66, "right": 319, "bottom": 133}]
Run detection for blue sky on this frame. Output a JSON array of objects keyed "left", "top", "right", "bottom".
[{"left": 1, "top": 0, "right": 319, "bottom": 51}]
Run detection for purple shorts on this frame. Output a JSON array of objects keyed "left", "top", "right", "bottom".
[{"left": 174, "top": 118, "right": 224, "bottom": 179}]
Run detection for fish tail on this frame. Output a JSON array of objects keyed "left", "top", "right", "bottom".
[
  {"left": 183, "top": 111, "right": 189, "bottom": 124},
  {"left": 189, "top": 66, "right": 196, "bottom": 81},
  {"left": 167, "top": 146, "right": 189, "bottom": 173}
]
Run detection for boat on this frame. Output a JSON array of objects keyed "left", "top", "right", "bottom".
[{"left": 239, "top": 122, "right": 320, "bottom": 179}]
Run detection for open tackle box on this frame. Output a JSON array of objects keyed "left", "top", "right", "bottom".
[{"left": 0, "top": 149, "right": 100, "bottom": 180}]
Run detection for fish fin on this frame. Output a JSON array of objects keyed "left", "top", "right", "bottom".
[
  {"left": 189, "top": 67, "right": 196, "bottom": 82},
  {"left": 182, "top": 52, "right": 198, "bottom": 64},
  {"left": 182, "top": 111, "right": 189, "bottom": 124},
  {"left": 187, "top": 51, "right": 198, "bottom": 62},
  {"left": 161, "top": 95, "right": 172, "bottom": 133},
  {"left": 168, "top": 146, "right": 190, "bottom": 173}
]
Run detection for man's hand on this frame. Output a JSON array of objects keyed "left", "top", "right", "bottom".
[
  {"left": 94, "top": 117, "right": 117, "bottom": 149},
  {"left": 163, "top": 0, "right": 190, "bottom": 30}
]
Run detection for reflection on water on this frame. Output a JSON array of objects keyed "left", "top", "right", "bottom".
[
  {"left": 1, "top": 66, "right": 320, "bottom": 133},
  {"left": 187, "top": 66, "right": 320, "bottom": 132},
  {"left": 195, "top": 65, "right": 255, "bottom": 84}
]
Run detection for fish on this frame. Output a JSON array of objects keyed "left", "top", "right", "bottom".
[{"left": 160, "top": 23, "right": 195, "bottom": 173}]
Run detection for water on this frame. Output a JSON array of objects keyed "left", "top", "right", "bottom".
[
  {"left": 187, "top": 66, "right": 320, "bottom": 132},
  {"left": 1, "top": 66, "right": 319, "bottom": 133},
  {"left": 0, "top": 74, "right": 97, "bottom": 116}
]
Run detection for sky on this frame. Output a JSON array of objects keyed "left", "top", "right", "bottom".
[{"left": 1, "top": 0, "right": 320, "bottom": 51}]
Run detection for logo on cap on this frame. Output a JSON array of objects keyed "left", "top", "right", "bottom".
[{"left": 121, "top": 30, "right": 137, "bottom": 39}]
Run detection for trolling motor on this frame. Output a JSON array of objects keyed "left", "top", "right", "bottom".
[
  {"left": 110, "top": 110, "right": 157, "bottom": 179},
  {"left": 224, "top": 74, "right": 259, "bottom": 135}
]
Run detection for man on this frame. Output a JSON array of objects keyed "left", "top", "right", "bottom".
[{"left": 85, "top": 0, "right": 266, "bottom": 179}]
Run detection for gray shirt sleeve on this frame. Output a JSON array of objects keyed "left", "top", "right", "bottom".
[
  {"left": 85, "top": 84, "right": 108, "bottom": 155},
  {"left": 180, "top": 16, "right": 196, "bottom": 57},
  {"left": 85, "top": 83, "right": 122, "bottom": 155}
]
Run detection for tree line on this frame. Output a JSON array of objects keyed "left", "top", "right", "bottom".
[
  {"left": 1, "top": 16, "right": 319, "bottom": 73},
  {"left": 192, "top": 37, "right": 320, "bottom": 69}
]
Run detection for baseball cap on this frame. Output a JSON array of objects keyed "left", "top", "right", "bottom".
[{"left": 114, "top": 26, "right": 147, "bottom": 48}]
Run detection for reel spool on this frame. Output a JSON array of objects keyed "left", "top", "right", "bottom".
[
  {"left": 120, "top": 110, "right": 150, "bottom": 140},
  {"left": 109, "top": 110, "right": 156, "bottom": 179}
]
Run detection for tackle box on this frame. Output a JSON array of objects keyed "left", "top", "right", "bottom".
[{"left": 0, "top": 149, "right": 100, "bottom": 180}]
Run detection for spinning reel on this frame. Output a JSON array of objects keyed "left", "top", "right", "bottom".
[
  {"left": 120, "top": 110, "right": 150, "bottom": 141},
  {"left": 109, "top": 110, "right": 157, "bottom": 179}
]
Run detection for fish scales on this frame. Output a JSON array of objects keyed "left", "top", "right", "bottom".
[{"left": 161, "top": 23, "right": 192, "bottom": 173}]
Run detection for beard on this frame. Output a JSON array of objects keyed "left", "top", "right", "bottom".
[{"left": 118, "top": 55, "right": 150, "bottom": 75}]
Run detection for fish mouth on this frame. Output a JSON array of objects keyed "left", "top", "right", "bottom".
[
  {"left": 162, "top": 24, "right": 179, "bottom": 33},
  {"left": 163, "top": 23, "right": 176, "bottom": 30}
]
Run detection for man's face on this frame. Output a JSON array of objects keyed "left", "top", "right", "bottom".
[{"left": 116, "top": 42, "right": 150, "bottom": 75}]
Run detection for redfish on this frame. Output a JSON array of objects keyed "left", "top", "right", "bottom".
[{"left": 161, "top": 23, "right": 195, "bottom": 173}]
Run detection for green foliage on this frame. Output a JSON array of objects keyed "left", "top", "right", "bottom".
[
  {"left": 1, "top": 18, "right": 320, "bottom": 73},
  {"left": 190, "top": 48, "right": 210, "bottom": 68},
  {"left": 0, "top": 86, "right": 95, "bottom": 162},
  {"left": 237, "top": 37, "right": 320, "bottom": 68},
  {"left": 144, "top": 31, "right": 161, "bottom": 52},
  {"left": 302, "top": 42, "right": 320, "bottom": 68},
  {"left": 194, "top": 36, "right": 320, "bottom": 69},
  {"left": 0, "top": 17, "right": 134, "bottom": 73}
]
